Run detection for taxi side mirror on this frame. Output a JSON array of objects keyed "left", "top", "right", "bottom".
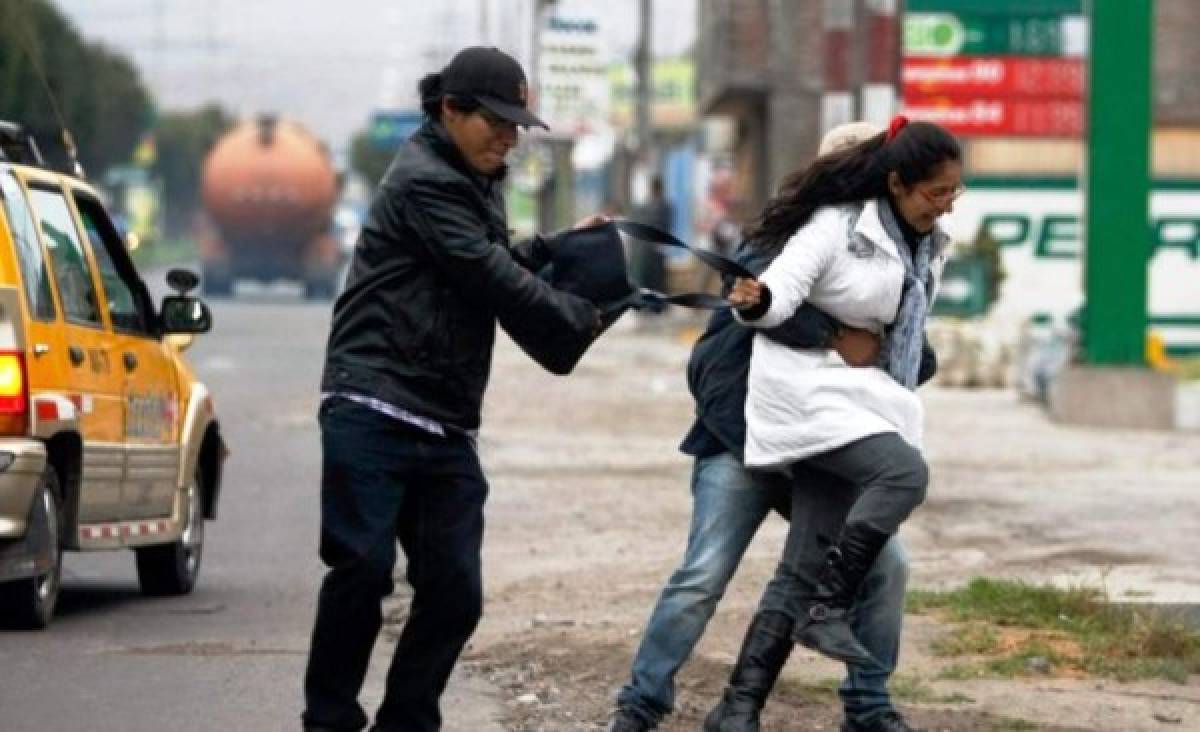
[
  {"left": 160, "top": 295, "right": 212, "bottom": 334},
  {"left": 166, "top": 268, "right": 200, "bottom": 295}
]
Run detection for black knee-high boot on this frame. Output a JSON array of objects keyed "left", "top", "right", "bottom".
[
  {"left": 791, "top": 523, "right": 891, "bottom": 666},
  {"left": 703, "top": 611, "right": 794, "bottom": 732}
]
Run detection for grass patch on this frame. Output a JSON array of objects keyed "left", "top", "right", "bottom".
[
  {"left": 1176, "top": 356, "right": 1200, "bottom": 381},
  {"left": 991, "top": 719, "right": 1040, "bottom": 731},
  {"left": 888, "top": 672, "right": 974, "bottom": 704},
  {"left": 931, "top": 622, "right": 1002, "bottom": 657},
  {"left": 775, "top": 676, "right": 840, "bottom": 704},
  {"left": 909, "top": 578, "right": 1200, "bottom": 683},
  {"left": 777, "top": 674, "right": 973, "bottom": 706}
]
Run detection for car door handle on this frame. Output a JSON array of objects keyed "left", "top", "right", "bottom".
[
  {"left": 123, "top": 352, "right": 138, "bottom": 372},
  {"left": 68, "top": 345, "right": 85, "bottom": 366},
  {"left": 33, "top": 343, "right": 50, "bottom": 357}
]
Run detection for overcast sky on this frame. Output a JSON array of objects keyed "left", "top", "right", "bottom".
[{"left": 53, "top": 0, "right": 697, "bottom": 153}]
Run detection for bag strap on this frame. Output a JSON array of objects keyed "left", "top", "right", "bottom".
[{"left": 613, "top": 219, "right": 753, "bottom": 311}]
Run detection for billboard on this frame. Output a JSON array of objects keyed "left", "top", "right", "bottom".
[
  {"left": 940, "top": 180, "right": 1200, "bottom": 351},
  {"left": 538, "top": 14, "right": 612, "bottom": 136},
  {"left": 608, "top": 57, "right": 697, "bottom": 130}
]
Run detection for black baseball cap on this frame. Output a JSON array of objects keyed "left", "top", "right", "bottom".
[{"left": 441, "top": 47, "right": 548, "bottom": 130}]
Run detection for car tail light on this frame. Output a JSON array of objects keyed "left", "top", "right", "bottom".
[{"left": 0, "top": 351, "right": 29, "bottom": 435}]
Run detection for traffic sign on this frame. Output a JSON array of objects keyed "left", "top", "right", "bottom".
[{"left": 368, "top": 111, "right": 423, "bottom": 150}]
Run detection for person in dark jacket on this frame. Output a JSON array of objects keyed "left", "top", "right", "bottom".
[
  {"left": 611, "top": 123, "right": 932, "bottom": 732},
  {"left": 302, "top": 47, "right": 603, "bottom": 732},
  {"left": 630, "top": 175, "right": 672, "bottom": 313}
]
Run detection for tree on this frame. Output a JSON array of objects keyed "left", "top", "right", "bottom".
[
  {"left": 152, "top": 105, "right": 235, "bottom": 238},
  {"left": 0, "top": 0, "right": 152, "bottom": 175},
  {"left": 349, "top": 127, "right": 397, "bottom": 187}
]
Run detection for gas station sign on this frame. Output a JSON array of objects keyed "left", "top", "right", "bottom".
[
  {"left": 903, "top": 57, "right": 1083, "bottom": 98},
  {"left": 903, "top": 97, "right": 1082, "bottom": 136}
]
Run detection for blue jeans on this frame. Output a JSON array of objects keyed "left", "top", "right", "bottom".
[
  {"left": 302, "top": 397, "right": 488, "bottom": 732},
  {"left": 616, "top": 452, "right": 908, "bottom": 726}
]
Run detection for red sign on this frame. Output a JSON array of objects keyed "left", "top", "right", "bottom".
[
  {"left": 903, "top": 57, "right": 1084, "bottom": 98},
  {"left": 903, "top": 96, "right": 1083, "bottom": 137}
]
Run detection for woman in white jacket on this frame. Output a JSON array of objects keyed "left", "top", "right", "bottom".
[{"left": 706, "top": 117, "right": 962, "bottom": 732}]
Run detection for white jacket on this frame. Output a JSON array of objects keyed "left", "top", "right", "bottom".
[{"left": 735, "top": 199, "right": 947, "bottom": 469}]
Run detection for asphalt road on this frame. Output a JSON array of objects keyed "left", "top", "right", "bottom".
[
  {"left": 0, "top": 295, "right": 501, "bottom": 732},
  {"left": 3, "top": 276, "right": 1198, "bottom": 731}
]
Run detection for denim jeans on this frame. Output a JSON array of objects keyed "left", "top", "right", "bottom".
[
  {"left": 302, "top": 397, "right": 488, "bottom": 732},
  {"left": 616, "top": 452, "right": 908, "bottom": 726}
]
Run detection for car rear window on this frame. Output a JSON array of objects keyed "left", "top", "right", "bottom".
[
  {"left": 0, "top": 173, "right": 56, "bottom": 321},
  {"left": 28, "top": 185, "right": 102, "bottom": 326}
]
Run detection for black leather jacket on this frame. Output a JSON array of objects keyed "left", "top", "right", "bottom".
[{"left": 320, "top": 121, "right": 597, "bottom": 431}]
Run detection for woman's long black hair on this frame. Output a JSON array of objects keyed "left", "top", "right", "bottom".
[{"left": 744, "top": 120, "right": 962, "bottom": 255}]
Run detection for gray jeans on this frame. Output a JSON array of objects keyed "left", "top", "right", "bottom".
[{"left": 761, "top": 431, "right": 928, "bottom": 621}]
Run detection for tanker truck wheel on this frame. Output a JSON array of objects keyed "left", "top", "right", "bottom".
[{"left": 304, "top": 275, "right": 337, "bottom": 301}]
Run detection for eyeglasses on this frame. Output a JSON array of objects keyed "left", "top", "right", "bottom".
[
  {"left": 476, "top": 106, "right": 517, "bottom": 134},
  {"left": 918, "top": 183, "right": 966, "bottom": 206}
]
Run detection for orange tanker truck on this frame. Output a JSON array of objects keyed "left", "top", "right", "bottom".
[{"left": 199, "top": 115, "right": 341, "bottom": 298}]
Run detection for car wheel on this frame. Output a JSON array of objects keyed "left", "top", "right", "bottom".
[
  {"left": 0, "top": 466, "right": 64, "bottom": 630},
  {"left": 136, "top": 466, "right": 204, "bottom": 596}
]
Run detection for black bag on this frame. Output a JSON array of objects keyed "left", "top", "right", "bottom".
[
  {"left": 509, "top": 220, "right": 751, "bottom": 374},
  {"left": 546, "top": 221, "right": 638, "bottom": 312},
  {"left": 548, "top": 219, "right": 753, "bottom": 312}
]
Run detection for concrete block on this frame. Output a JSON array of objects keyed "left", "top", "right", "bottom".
[
  {"left": 1048, "top": 366, "right": 1177, "bottom": 429},
  {"left": 1177, "top": 381, "right": 1200, "bottom": 430}
]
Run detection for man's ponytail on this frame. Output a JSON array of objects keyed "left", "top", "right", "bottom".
[{"left": 419, "top": 72, "right": 445, "bottom": 118}]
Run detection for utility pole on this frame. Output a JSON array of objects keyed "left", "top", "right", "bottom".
[
  {"left": 634, "top": 0, "right": 653, "bottom": 177},
  {"left": 821, "top": 0, "right": 855, "bottom": 135},
  {"left": 153, "top": 0, "right": 166, "bottom": 94},
  {"left": 530, "top": 0, "right": 574, "bottom": 232},
  {"left": 860, "top": 0, "right": 899, "bottom": 126}
]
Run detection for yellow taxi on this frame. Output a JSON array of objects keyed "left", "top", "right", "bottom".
[{"left": 0, "top": 121, "right": 225, "bottom": 629}]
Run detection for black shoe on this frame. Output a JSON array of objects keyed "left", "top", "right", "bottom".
[
  {"left": 792, "top": 523, "right": 892, "bottom": 666},
  {"left": 841, "top": 710, "right": 919, "bottom": 732},
  {"left": 703, "top": 611, "right": 794, "bottom": 732},
  {"left": 609, "top": 707, "right": 654, "bottom": 732}
]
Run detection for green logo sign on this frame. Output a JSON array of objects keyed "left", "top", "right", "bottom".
[
  {"left": 905, "top": 13, "right": 965, "bottom": 55},
  {"left": 905, "top": 13, "right": 1079, "bottom": 56}
]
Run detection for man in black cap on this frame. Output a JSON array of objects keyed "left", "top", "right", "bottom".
[{"left": 302, "top": 47, "right": 604, "bottom": 732}]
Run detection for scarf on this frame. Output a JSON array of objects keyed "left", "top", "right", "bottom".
[{"left": 877, "top": 199, "right": 938, "bottom": 390}]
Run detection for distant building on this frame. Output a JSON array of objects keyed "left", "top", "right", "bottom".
[{"left": 697, "top": 0, "right": 1200, "bottom": 215}]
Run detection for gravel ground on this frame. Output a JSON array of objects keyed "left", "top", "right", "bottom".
[{"left": 400, "top": 313, "right": 1200, "bottom": 731}]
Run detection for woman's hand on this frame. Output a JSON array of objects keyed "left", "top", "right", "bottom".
[
  {"left": 572, "top": 213, "right": 609, "bottom": 229},
  {"left": 728, "top": 277, "right": 762, "bottom": 310},
  {"left": 831, "top": 327, "right": 881, "bottom": 367}
]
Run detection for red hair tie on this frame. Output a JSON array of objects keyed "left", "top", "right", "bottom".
[{"left": 886, "top": 114, "right": 909, "bottom": 142}]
